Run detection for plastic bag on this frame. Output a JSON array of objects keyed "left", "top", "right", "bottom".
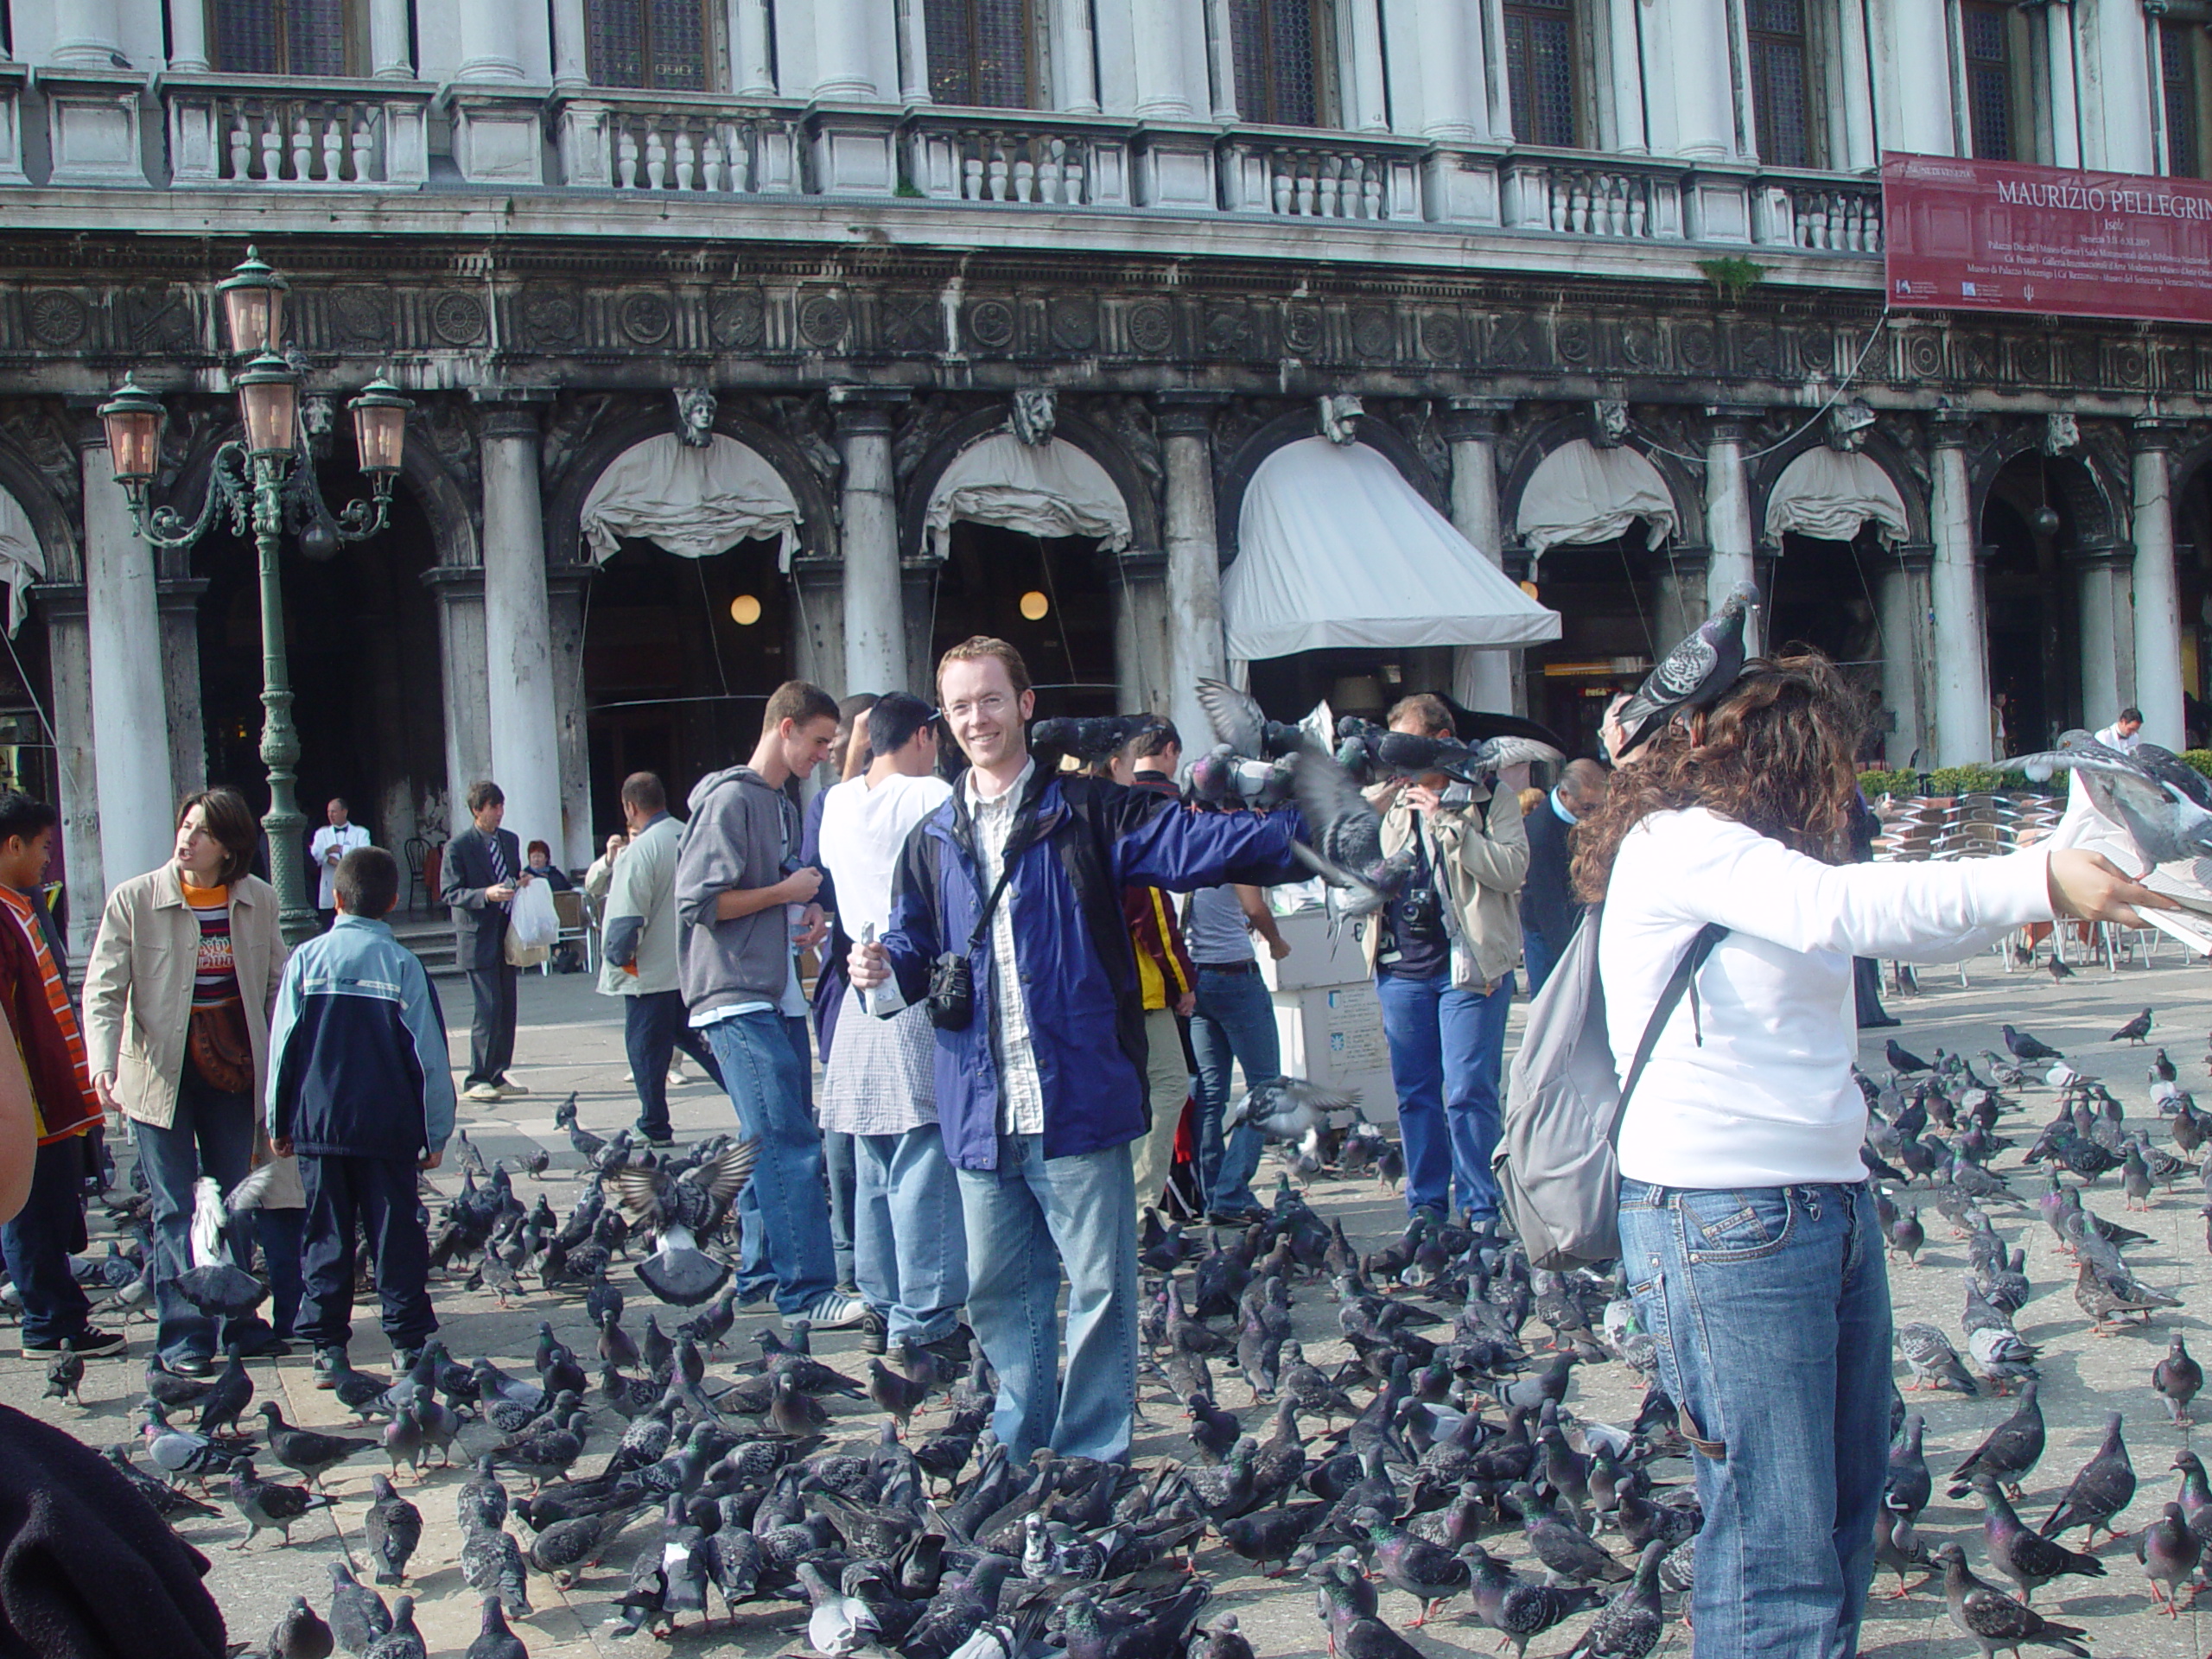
[{"left": 509, "top": 877, "right": 559, "bottom": 949}]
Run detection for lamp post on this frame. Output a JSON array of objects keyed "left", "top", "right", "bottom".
[{"left": 98, "top": 247, "right": 411, "bottom": 946}]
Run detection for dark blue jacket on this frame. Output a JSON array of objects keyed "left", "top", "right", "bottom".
[
  {"left": 265, "top": 915, "right": 456, "bottom": 1160},
  {"left": 879, "top": 768, "right": 1304, "bottom": 1171}
]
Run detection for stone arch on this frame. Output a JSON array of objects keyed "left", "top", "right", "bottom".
[
  {"left": 1497, "top": 411, "right": 1702, "bottom": 559},
  {"left": 897, "top": 404, "right": 1162, "bottom": 563},
  {"left": 0, "top": 435, "right": 79, "bottom": 587},
  {"left": 1751, "top": 426, "right": 1929, "bottom": 547},
  {"left": 1967, "top": 427, "right": 2124, "bottom": 552},
  {"left": 1214, "top": 409, "right": 1442, "bottom": 568}
]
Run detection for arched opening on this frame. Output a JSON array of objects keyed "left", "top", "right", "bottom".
[
  {"left": 193, "top": 467, "right": 446, "bottom": 882},
  {"left": 581, "top": 535, "right": 794, "bottom": 842},
  {"left": 925, "top": 527, "right": 1121, "bottom": 718},
  {"left": 1766, "top": 531, "right": 1883, "bottom": 682},
  {"left": 2170, "top": 455, "right": 2212, "bottom": 747},
  {"left": 1980, "top": 451, "right": 2091, "bottom": 754}
]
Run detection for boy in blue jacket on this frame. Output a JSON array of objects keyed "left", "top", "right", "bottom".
[{"left": 267, "top": 846, "right": 455, "bottom": 1377}]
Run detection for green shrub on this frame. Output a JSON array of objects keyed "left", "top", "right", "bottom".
[
  {"left": 1857, "top": 766, "right": 2051, "bottom": 799},
  {"left": 2182, "top": 750, "right": 2212, "bottom": 780},
  {"left": 1856, "top": 768, "right": 1917, "bottom": 799}
]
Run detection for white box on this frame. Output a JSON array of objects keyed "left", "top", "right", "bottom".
[
  {"left": 1259, "top": 906, "right": 1373, "bottom": 993},
  {"left": 1272, "top": 981, "right": 1398, "bottom": 1128}
]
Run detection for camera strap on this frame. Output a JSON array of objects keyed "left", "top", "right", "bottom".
[{"left": 960, "top": 827, "right": 1027, "bottom": 956}]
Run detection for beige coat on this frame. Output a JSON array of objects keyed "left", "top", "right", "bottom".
[
  {"left": 1360, "top": 783, "right": 1529, "bottom": 990},
  {"left": 81, "top": 863, "right": 301, "bottom": 1204}
]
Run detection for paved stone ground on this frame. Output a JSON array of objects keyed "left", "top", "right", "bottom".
[{"left": 9, "top": 940, "right": 2212, "bottom": 1657}]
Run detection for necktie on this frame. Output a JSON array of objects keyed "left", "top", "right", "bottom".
[{"left": 489, "top": 836, "right": 510, "bottom": 891}]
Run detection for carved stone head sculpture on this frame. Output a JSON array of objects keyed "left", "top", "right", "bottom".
[
  {"left": 1827, "top": 398, "right": 1876, "bottom": 452},
  {"left": 1592, "top": 398, "right": 1630, "bottom": 447},
  {"left": 674, "top": 386, "right": 718, "bottom": 447},
  {"left": 1011, "top": 387, "right": 1057, "bottom": 447}
]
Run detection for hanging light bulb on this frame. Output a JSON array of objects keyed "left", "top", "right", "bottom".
[
  {"left": 729, "top": 594, "right": 762, "bottom": 626},
  {"left": 1019, "top": 590, "right": 1049, "bottom": 620},
  {"left": 2031, "top": 504, "right": 2061, "bottom": 536}
]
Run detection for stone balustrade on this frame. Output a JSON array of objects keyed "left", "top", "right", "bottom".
[
  {"left": 902, "top": 111, "right": 1131, "bottom": 207},
  {"left": 1218, "top": 133, "right": 1423, "bottom": 219},
  {"left": 551, "top": 90, "right": 803, "bottom": 195},
  {"left": 162, "top": 74, "right": 431, "bottom": 187}
]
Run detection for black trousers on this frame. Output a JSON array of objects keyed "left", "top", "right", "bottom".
[
  {"left": 465, "top": 961, "right": 519, "bottom": 1088},
  {"left": 624, "top": 988, "right": 725, "bottom": 1140},
  {"left": 296, "top": 1154, "right": 434, "bottom": 1351},
  {"left": 0, "top": 1137, "right": 91, "bottom": 1344}
]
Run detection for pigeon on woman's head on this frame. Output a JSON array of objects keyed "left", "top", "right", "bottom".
[{"left": 1611, "top": 582, "right": 1760, "bottom": 757}]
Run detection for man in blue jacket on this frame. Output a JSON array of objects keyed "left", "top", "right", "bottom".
[
  {"left": 267, "top": 846, "right": 455, "bottom": 1377},
  {"left": 849, "top": 637, "right": 1304, "bottom": 1462}
]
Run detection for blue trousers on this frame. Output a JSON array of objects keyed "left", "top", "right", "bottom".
[
  {"left": 296, "top": 1154, "right": 435, "bottom": 1352},
  {"left": 623, "top": 988, "right": 725, "bottom": 1141},
  {"left": 1619, "top": 1179, "right": 1891, "bottom": 1657},
  {"left": 1375, "top": 970, "right": 1512, "bottom": 1222},
  {"left": 137, "top": 1071, "right": 258, "bottom": 1368},
  {"left": 854, "top": 1126, "right": 968, "bottom": 1344},
  {"left": 957, "top": 1135, "right": 1138, "bottom": 1463},
  {"left": 705, "top": 1011, "right": 836, "bottom": 1316},
  {"left": 1187, "top": 966, "right": 1278, "bottom": 1215},
  {"left": 1522, "top": 920, "right": 1558, "bottom": 998},
  {"left": 1, "top": 1135, "right": 91, "bottom": 1345}
]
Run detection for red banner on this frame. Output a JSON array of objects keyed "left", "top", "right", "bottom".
[{"left": 1882, "top": 150, "right": 2212, "bottom": 326}]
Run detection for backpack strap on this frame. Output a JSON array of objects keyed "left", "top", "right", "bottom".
[{"left": 1611, "top": 921, "right": 1730, "bottom": 1141}]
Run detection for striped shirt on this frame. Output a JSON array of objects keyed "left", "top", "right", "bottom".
[
  {"left": 181, "top": 880, "right": 242, "bottom": 1007},
  {"left": 0, "top": 885, "right": 99, "bottom": 1141},
  {"left": 967, "top": 760, "right": 1046, "bottom": 1138}
]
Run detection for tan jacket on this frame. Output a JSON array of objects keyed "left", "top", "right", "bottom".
[
  {"left": 82, "top": 863, "right": 288, "bottom": 1131},
  {"left": 1360, "top": 783, "right": 1529, "bottom": 990}
]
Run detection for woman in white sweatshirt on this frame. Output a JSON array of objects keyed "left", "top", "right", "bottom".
[{"left": 1573, "top": 652, "right": 2158, "bottom": 1658}]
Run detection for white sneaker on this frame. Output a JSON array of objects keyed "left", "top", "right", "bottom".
[
  {"left": 794, "top": 1291, "right": 869, "bottom": 1330},
  {"left": 464, "top": 1083, "right": 502, "bottom": 1103},
  {"left": 495, "top": 1080, "right": 531, "bottom": 1097}
]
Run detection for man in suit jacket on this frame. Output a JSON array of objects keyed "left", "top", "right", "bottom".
[
  {"left": 1519, "top": 758, "right": 1607, "bottom": 998},
  {"left": 440, "top": 779, "right": 533, "bottom": 1103}
]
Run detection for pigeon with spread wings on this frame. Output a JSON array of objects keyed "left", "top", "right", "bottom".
[{"left": 604, "top": 1141, "right": 760, "bottom": 1307}]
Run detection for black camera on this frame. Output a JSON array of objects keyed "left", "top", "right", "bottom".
[{"left": 927, "top": 951, "right": 975, "bottom": 1030}]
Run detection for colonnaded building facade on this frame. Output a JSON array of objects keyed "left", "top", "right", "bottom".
[{"left": 0, "top": 0, "right": 2208, "bottom": 954}]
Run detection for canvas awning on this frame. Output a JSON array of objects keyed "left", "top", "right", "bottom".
[
  {"left": 1516, "top": 437, "right": 1678, "bottom": 556},
  {"left": 923, "top": 433, "right": 1132, "bottom": 559},
  {"left": 581, "top": 433, "right": 804, "bottom": 569},
  {"left": 0, "top": 486, "right": 42, "bottom": 637},
  {"left": 1222, "top": 437, "right": 1560, "bottom": 660},
  {"left": 1763, "top": 446, "right": 1910, "bottom": 545}
]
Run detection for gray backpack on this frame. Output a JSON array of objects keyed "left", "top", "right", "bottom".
[{"left": 1493, "top": 907, "right": 1726, "bottom": 1270}]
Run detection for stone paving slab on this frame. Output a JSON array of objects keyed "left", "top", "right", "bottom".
[{"left": 10, "top": 945, "right": 2212, "bottom": 1656}]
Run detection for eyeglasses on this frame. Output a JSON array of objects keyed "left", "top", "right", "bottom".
[{"left": 944, "top": 694, "right": 1011, "bottom": 721}]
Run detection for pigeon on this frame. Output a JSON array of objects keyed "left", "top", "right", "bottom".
[
  {"left": 2003, "top": 731, "right": 2212, "bottom": 868},
  {"left": 2044, "top": 1413, "right": 2135, "bottom": 1547},
  {"left": 460, "top": 1523, "right": 532, "bottom": 1618},
  {"left": 1560, "top": 1539, "right": 1667, "bottom": 1659},
  {"left": 1195, "top": 679, "right": 1329, "bottom": 761},
  {"left": 1609, "top": 582, "right": 1758, "bottom": 756},
  {"left": 1897, "top": 1321, "right": 1977, "bottom": 1395},
  {"left": 1932, "top": 1541, "right": 2092, "bottom": 1657},
  {"left": 228, "top": 1458, "right": 338, "bottom": 1548},
  {"left": 140, "top": 1402, "right": 249, "bottom": 1484},
  {"left": 1873, "top": 1501, "right": 1933, "bottom": 1599},
  {"left": 606, "top": 1141, "right": 759, "bottom": 1306},
  {"left": 1224, "top": 1078, "right": 1361, "bottom": 1143},
  {"left": 2155, "top": 1333, "right": 2202, "bottom": 1424},
  {"left": 2113, "top": 1007, "right": 2154, "bottom": 1045},
  {"left": 1028, "top": 714, "right": 1152, "bottom": 768},
  {"left": 365, "top": 1474, "right": 423, "bottom": 1586},
  {"left": 1947, "top": 1380, "right": 2044, "bottom": 1498},
  {"left": 1460, "top": 1544, "right": 1602, "bottom": 1658},
  {"left": 1360, "top": 1512, "right": 1470, "bottom": 1626},
  {"left": 2138, "top": 1500, "right": 2202, "bottom": 1615},
  {"left": 2004, "top": 1025, "right": 2066, "bottom": 1064},
  {"left": 1887, "top": 1039, "right": 1934, "bottom": 1074},
  {"left": 2048, "top": 953, "right": 2075, "bottom": 982},
  {"left": 41, "top": 1339, "right": 83, "bottom": 1408},
  {"left": 326, "top": 1562, "right": 391, "bottom": 1656},
  {"left": 100, "top": 1444, "right": 221, "bottom": 1519},
  {"left": 455, "top": 1456, "right": 510, "bottom": 1536},
  {"left": 260, "top": 1402, "right": 378, "bottom": 1482},
  {"left": 1287, "top": 747, "right": 1414, "bottom": 919},
  {"left": 1965, "top": 1474, "right": 2106, "bottom": 1604},
  {"left": 175, "top": 1169, "right": 273, "bottom": 1321},
  {"left": 268, "top": 1596, "right": 336, "bottom": 1659},
  {"left": 359, "top": 1594, "right": 425, "bottom": 1659},
  {"left": 463, "top": 1596, "right": 528, "bottom": 1659}
]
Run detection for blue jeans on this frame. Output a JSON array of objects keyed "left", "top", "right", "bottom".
[
  {"left": 137, "top": 1071, "right": 258, "bottom": 1367},
  {"left": 1375, "top": 970, "right": 1513, "bottom": 1221},
  {"left": 624, "top": 988, "right": 725, "bottom": 1141},
  {"left": 956, "top": 1135, "right": 1138, "bottom": 1463},
  {"left": 255, "top": 1206, "right": 304, "bottom": 1340},
  {"left": 1188, "top": 966, "right": 1278, "bottom": 1215},
  {"left": 824, "top": 1130, "right": 857, "bottom": 1291},
  {"left": 854, "top": 1126, "right": 969, "bottom": 1344},
  {"left": 1522, "top": 920, "right": 1557, "bottom": 998},
  {"left": 704, "top": 1011, "right": 836, "bottom": 1316},
  {"left": 1, "top": 1136, "right": 92, "bottom": 1345},
  {"left": 1618, "top": 1179, "right": 1891, "bottom": 1657}
]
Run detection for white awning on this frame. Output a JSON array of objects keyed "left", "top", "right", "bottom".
[
  {"left": 1763, "top": 446, "right": 1910, "bottom": 545},
  {"left": 924, "top": 433, "right": 1132, "bottom": 559},
  {"left": 581, "top": 433, "right": 804, "bottom": 569},
  {"left": 1223, "top": 437, "right": 1561, "bottom": 659},
  {"left": 0, "top": 486, "right": 41, "bottom": 637},
  {"left": 1516, "top": 437, "right": 1678, "bottom": 556}
]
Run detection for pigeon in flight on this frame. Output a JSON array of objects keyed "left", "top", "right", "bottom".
[
  {"left": 1287, "top": 747, "right": 1415, "bottom": 919},
  {"left": 1195, "top": 679, "right": 1332, "bottom": 760},
  {"left": 2004, "top": 730, "right": 2212, "bottom": 869},
  {"left": 1611, "top": 582, "right": 1759, "bottom": 757}
]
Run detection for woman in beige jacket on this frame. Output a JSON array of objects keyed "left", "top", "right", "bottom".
[{"left": 81, "top": 788, "right": 296, "bottom": 1377}]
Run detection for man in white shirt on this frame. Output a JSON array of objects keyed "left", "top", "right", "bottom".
[
  {"left": 2094, "top": 706, "right": 2144, "bottom": 752},
  {"left": 308, "top": 798, "right": 372, "bottom": 931},
  {"left": 816, "top": 693, "right": 966, "bottom": 1359}
]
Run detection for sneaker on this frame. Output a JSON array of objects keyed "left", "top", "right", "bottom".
[
  {"left": 464, "top": 1083, "right": 502, "bottom": 1103},
  {"left": 24, "top": 1328, "right": 124, "bottom": 1359},
  {"left": 234, "top": 1333, "right": 291, "bottom": 1360},
  {"left": 494, "top": 1079, "right": 531, "bottom": 1097},
  {"left": 312, "top": 1345, "right": 350, "bottom": 1389},
  {"left": 858, "top": 1306, "right": 889, "bottom": 1357},
  {"left": 161, "top": 1353, "right": 213, "bottom": 1378},
  {"left": 392, "top": 1347, "right": 423, "bottom": 1373},
  {"left": 792, "top": 1291, "right": 869, "bottom": 1331},
  {"left": 633, "top": 1124, "right": 676, "bottom": 1149}
]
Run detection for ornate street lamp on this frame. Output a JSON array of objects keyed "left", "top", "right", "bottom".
[{"left": 98, "top": 249, "right": 411, "bottom": 946}]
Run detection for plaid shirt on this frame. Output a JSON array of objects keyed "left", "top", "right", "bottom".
[
  {"left": 968, "top": 760, "right": 1046, "bottom": 1137},
  {"left": 0, "top": 886, "right": 99, "bottom": 1142}
]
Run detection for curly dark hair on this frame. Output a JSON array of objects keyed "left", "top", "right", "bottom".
[{"left": 1572, "top": 650, "right": 1869, "bottom": 904}]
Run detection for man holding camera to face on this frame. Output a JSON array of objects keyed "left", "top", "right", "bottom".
[{"left": 848, "top": 637, "right": 1304, "bottom": 1463}]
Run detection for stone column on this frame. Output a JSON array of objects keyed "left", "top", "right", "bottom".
[
  {"left": 51, "top": 0, "right": 124, "bottom": 66},
  {"left": 1644, "top": 0, "right": 1732, "bottom": 157},
  {"left": 1654, "top": 545, "right": 1711, "bottom": 656},
  {"left": 158, "top": 574, "right": 208, "bottom": 795},
  {"left": 1414, "top": 0, "right": 1485, "bottom": 140},
  {"left": 1878, "top": 545, "right": 1936, "bottom": 769},
  {"left": 1157, "top": 394, "right": 1225, "bottom": 754},
  {"left": 1114, "top": 550, "right": 1173, "bottom": 718},
  {"left": 550, "top": 0, "right": 588, "bottom": 87},
  {"left": 2132, "top": 421, "right": 2187, "bottom": 748},
  {"left": 1929, "top": 413, "right": 1994, "bottom": 764},
  {"left": 547, "top": 567, "right": 594, "bottom": 870},
  {"left": 166, "top": 0, "right": 209, "bottom": 72},
  {"left": 812, "top": 0, "right": 884, "bottom": 97},
  {"left": 2046, "top": 1, "right": 2082, "bottom": 168},
  {"left": 424, "top": 566, "right": 491, "bottom": 842},
  {"left": 1605, "top": 0, "right": 1647, "bottom": 150},
  {"left": 791, "top": 556, "right": 849, "bottom": 702},
  {"left": 733, "top": 0, "right": 778, "bottom": 95},
  {"left": 1834, "top": 0, "right": 1877, "bottom": 169},
  {"left": 1131, "top": 0, "right": 1198, "bottom": 116},
  {"left": 35, "top": 586, "right": 101, "bottom": 961},
  {"left": 834, "top": 390, "right": 907, "bottom": 697},
  {"left": 1443, "top": 398, "right": 1518, "bottom": 714},
  {"left": 2071, "top": 543, "right": 2133, "bottom": 736},
  {"left": 1340, "top": 0, "right": 1389, "bottom": 130},
  {"left": 370, "top": 0, "right": 413, "bottom": 76},
  {"left": 1050, "top": 0, "right": 1099, "bottom": 111},
  {"left": 80, "top": 432, "right": 176, "bottom": 890},
  {"left": 1704, "top": 413, "right": 1760, "bottom": 650},
  {"left": 455, "top": 0, "right": 527, "bottom": 80},
  {"left": 1868, "top": 0, "right": 1956, "bottom": 156},
  {"left": 478, "top": 406, "right": 566, "bottom": 859}
]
